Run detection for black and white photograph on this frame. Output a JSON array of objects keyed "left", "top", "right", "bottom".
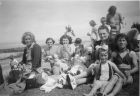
[{"left": 0, "top": 0, "right": 139, "bottom": 96}]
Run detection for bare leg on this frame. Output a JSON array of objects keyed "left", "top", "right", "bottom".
[
  {"left": 83, "top": 80, "right": 101, "bottom": 96},
  {"left": 76, "top": 78, "right": 88, "bottom": 85},
  {"left": 100, "top": 81, "right": 109, "bottom": 94},
  {"left": 101, "top": 75, "right": 119, "bottom": 95},
  {"left": 107, "top": 77, "right": 123, "bottom": 96}
]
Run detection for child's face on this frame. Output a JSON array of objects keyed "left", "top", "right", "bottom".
[
  {"left": 47, "top": 39, "right": 54, "bottom": 47},
  {"left": 101, "top": 19, "right": 106, "bottom": 25},
  {"left": 99, "top": 51, "right": 108, "bottom": 63},
  {"left": 63, "top": 38, "right": 69, "bottom": 45},
  {"left": 25, "top": 35, "right": 32, "bottom": 46},
  {"left": 117, "top": 37, "right": 127, "bottom": 50},
  {"left": 98, "top": 29, "right": 109, "bottom": 41},
  {"left": 89, "top": 21, "right": 96, "bottom": 27}
]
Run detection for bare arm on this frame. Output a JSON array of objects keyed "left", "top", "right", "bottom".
[
  {"left": 119, "top": 13, "right": 123, "bottom": 24},
  {"left": 111, "top": 62, "right": 126, "bottom": 80},
  {"left": 129, "top": 51, "right": 138, "bottom": 74}
]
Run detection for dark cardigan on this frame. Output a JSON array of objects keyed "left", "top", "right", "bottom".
[{"left": 22, "top": 43, "right": 42, "bottom": 69}]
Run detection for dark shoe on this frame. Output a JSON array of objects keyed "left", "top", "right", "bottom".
[{"left": 66, "top": 74, "right": 72, "bottom": 88}]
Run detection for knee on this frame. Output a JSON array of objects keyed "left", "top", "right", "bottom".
[
  {"left": 109, "top": 75, "right": 119, "bottom": 84},
  {"left": 112, "top": 75, "right": 119, "bottom": 82},
  {"left": 118, "top": 77, "right": 123, "bottom": 84}
]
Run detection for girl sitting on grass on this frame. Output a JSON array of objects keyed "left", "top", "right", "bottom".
[
  {"left": 42, "top": 38, "right": 59, "bottom": 75},
  {"left": 53, "top": 35, "right": 75, "bottom": 75},
  {"left": 83, "top": 45, "right": 126, "bottom": 96}
]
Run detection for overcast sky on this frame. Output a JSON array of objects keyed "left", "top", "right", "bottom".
[{"left": 0, "top": 0, "right": 139, "bottom": 44}]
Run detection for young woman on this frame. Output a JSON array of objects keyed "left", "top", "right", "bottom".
[
  {"left": 21, "top": 32, "right": 42, "bottom": 73},
  {"left": 53, "top": 35, "right": 75, "bottom": 75},
  {"left": 42, "top": 38, "right": 58, "bottom": 74},
  {"left": 59, "top": 35, "right": 75, "bottom": 61}
]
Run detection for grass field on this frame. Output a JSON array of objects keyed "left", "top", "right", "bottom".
[
  {"left": 0, "top": 57, "right": 139, "bottom": 96},
  {"left": 0, "top": 45, "right": 139, "bottom": 96}
]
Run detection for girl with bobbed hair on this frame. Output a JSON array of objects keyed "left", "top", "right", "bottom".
[
  {"left": 59, "top": 35, "right": 72, "bottom": 45},
  {"left": 52, "top": 35, "right": 75, "bottom": 75},
  {"left": 42, "top": 37, "right": 59, "bottom": 74},
  {"left": 59, "top": 35, "right": 75, "bottom": 60},
  {"left": 21, "top": 32, "right": 42, "bottom": 73},
  {"left": 21, "top": 32, "right": 36, "bottom": 45}
]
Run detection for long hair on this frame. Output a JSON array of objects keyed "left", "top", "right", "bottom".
[{"left": 108, "top": 5, "right": 116, "bottom": 15}]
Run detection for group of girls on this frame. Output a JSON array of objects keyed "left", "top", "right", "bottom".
[{"left": 0, "top": 5, "right": 139, "bottom": 96}]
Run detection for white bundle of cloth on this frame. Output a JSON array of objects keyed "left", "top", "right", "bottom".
[{"left": 40, "top": 73, "right": 67, "bottom": 93}]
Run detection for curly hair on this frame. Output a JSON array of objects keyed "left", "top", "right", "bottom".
[
  {"left": 115, "top": 33, "right": 131, "bottom": 51},
  {"left": 21, "top": 32, "right": 36, "bottom": 45},
  {"left": 75, "top": 38, "right": 82, "bottom": 44},
  {"left": 59, "top": 35, "right": 72, "bottom": 45},
  {"left": 45, "top": 37, "right": 55, "bottom": 44}
]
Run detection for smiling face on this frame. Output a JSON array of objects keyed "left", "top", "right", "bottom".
[
  {"left": 117, "top": 37, "right": 127, "bottom": 50},
  {"left": 47, "top": 39, "right": 54, "bottom": 48},
  {"left": 99, "top": 51, "right": 108, "bottom": 63},
  {"left": 98, "top": 29, "right": 109, "bottom": 41},
  {"left": 62, "top": 38, "right": 69, "bottom": 45},
  {"left": 24, "top": 35, "right": 32, "bottom": 47}
]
